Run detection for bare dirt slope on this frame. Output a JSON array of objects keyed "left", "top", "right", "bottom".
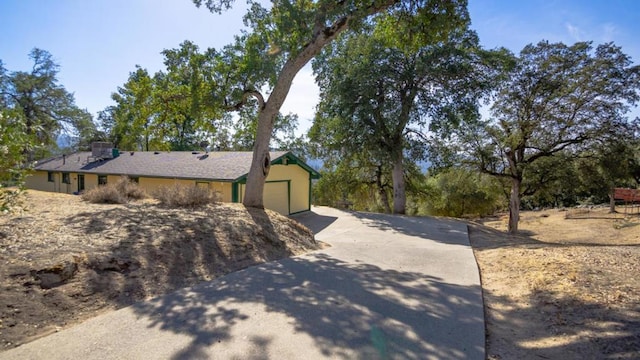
[
  {"left": 0, "top": 190, "right": 321, "bottom": 351},
  {"left": 469, "top": 208, "right": 640, "bottom": 359}
]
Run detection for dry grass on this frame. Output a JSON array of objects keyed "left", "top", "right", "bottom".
[
  {"left": 469, "top": 207, "right": 640, "bottom": 359},
  {"left": 0, "top": 190, "right": 320, "bottom": 350}
]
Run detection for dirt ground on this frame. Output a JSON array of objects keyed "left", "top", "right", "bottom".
[
  {"left": 0, "top": 190, "right": 321, "bottom": 351},
  {"left": 469, "top": 207, "right": 640, "bottom": 359}
]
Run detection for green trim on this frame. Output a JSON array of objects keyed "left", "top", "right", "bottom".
[
  {"left": 308, "top": 177, "right": 312, "bottom": 211},
  {"left": 231, "top": 182, "right": 239, "bottom": 203}
]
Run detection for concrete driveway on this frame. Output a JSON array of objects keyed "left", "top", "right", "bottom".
[{"left": 1, "top": 206, "right": 484, "bottom": 360}]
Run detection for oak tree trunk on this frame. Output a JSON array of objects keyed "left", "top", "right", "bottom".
[
  {"left": 376, "top": 166, "right": 392, "bottom": 213},
  {"left": 508, "top": 177, "right": 521, "bottom": 234},
  {"left": 609, "top": 186, "right": 616, "bottom": 213},
  {"left": 392, "top": 152, "right": 406, "bottom": 215},
  {"left": 242, "top": 106, "right": 279, "bottom": 208}
]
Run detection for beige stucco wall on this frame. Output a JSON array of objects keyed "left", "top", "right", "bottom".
[
  {"left": 26, "top": 171, "right": 57, "bottom": 192},
  {"left": 138, "top": 177, "right": 232, "bottom": 201},
  {"left": 27, "top": 171, "right": 100, "bottom": 194},
  {"left": 27, "top": 172, "right": 234, "bottom": 203},
  {"left": 139, "top": 177, "right": 202, "bottom": 195},
  {"left": 84, "top": 174, "right": 99, "bottom": 190},
  {"left": 27, "top": 171, "right": 78, "bottom": 194}
]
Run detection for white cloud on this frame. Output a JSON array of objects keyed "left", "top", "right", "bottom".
[
  {"left": 565, "top": 22, "right": 584, "bottom": 41},
  {"left": 600, "top": 23, "right": 618, "bottom": 42}
]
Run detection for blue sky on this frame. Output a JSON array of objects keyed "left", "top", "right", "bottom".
[{"left": 1, "top": 0, "right": 639, "bottom": 133}]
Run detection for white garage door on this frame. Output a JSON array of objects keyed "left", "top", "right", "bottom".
[{"left": 263, "top": 181, "right": 289, "bottom": 215}]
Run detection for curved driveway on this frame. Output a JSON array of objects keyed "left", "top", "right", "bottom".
[{"left": 1, "top": 206, "right": 484, "bottom": 360}]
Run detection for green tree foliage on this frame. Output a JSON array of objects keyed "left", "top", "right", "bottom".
[
  {"left": 420, "top": 168, "right": 504, "bottom": 217},
  {"left": 157, "top": 41, "right": 226, "bottom": 150},
  {"left": 1, "top": 51, "right": 93, "bottom": 211},
  {"left": 103, "top": 42, "right": 232, "bottom": 151},
  {"left": 575, "top": 125, "right": 640, "bottom": 210},
  {"left": 519, "top": 151, "right": 581, "bottom": 208},
  {"left": 441, "top": 41, "right": 640, "bottom": 233},
  {"left": 0, "top": 49, "right": 94, "bottom": 160},
  {"left": 103, "top": 40, "right": 304, "bottom": 152},
  {"left": 108, "top": 66, "right": 157, "bottom": 150},
  {"left": 231, "top": 108, "right": 305, "bottom": 151},
  {"left": 312, "top": 151, "right": 395, "bottom": 213},
  {"left": 0, "top": 108, "right": 34, "bottom": 212},
  {"left": 194, "top": 0, "right": 469, "bottom": 209},
  {"left": 310, "top": 18, "right": 500, "bottom": 214}
]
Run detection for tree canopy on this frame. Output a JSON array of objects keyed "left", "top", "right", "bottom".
[
  {"left": 437, "top": 41, "right": 640, "bottom": 233},
  {"left": 310, "top": 19, "right": 501, "bottom": 214},
  {"left": 0, "top": 49, "right": 95, "bottom": 211},
  {"left": 193, "top": 0, "right": 470, "bottom": 209},
  {"left": 101, "top": 41, "right": 304, "bottom": 152},
  {"left": 0, "top": 49, "right": 95, "bottom": 160}
]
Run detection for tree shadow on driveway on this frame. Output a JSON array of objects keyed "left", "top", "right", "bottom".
[
  {"left": 132, "top": 252, "right": 484, "bottom": 359},
  {"left": 290, "top": 210, "right": 338, "bottom": 234}
]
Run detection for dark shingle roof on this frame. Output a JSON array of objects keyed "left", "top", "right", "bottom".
[{"left": 34, "top": 151, "right": 292, "bottom": 181}]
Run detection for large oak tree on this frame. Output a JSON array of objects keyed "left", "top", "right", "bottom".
[
  {"left": 194, "top": 0, "right": 469, "bottom": 209},
  {"left": 450, "top": 41, "right": 640, "bottom": 233},
  {"left": 310, "top": 22, "right": 496, "bottom": 214}
]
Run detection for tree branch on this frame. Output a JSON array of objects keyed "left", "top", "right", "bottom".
[{"left": 225, "top": 89, "right": 266, "bottom": 111}]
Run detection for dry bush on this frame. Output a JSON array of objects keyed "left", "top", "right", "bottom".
[
  {"left": 114, "top": 176, "right": 146, "bottom": 200},
  {"left": 153, "top": 184, "right": 219, "bottom": 207},
  {"left": 81, "top": 184, "right": 125, "bottom": 204},
  {"left": 81, "top": 176, "right": 146, "bottom": 204}
]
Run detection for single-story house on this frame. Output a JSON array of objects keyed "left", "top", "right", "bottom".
[{"left": 26, "top": 149, "right": 320, "bottom": 215}]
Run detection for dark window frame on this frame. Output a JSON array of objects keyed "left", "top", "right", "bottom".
[
  {"left": 98, "top": 175, "right": 108, "bottom": 185},
  {"left": 62, "top": 173, "right": 70, "bottom": 184},
  {"left": 47, "top": 172, "right": 54, "bottom": 182}
]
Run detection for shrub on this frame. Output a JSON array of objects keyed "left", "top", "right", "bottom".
[
  {"left": 153, "top": 184, "right": 219, "bottom": 207},
  {"left": 420, "top": 168, "right": 505, "bottom": 218},
  {"left": 114, "top": 176, "right": 146, "bottom": 201},
  {"left": 81, "top": 184, "right": 126, "bottom": 204},
  {"left": 81, "top": 176, "right": 146, "bottom": 204}
]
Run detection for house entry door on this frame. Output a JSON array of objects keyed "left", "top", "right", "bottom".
[{"left": 77, "top": 175, "right": 85, "bottom": 192}]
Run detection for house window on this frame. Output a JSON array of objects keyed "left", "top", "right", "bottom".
[
  {"left": 62, "top": 173, "right": 70, "bottom": 184},
  {"left": 47, "top": 172, "right": 54, "bottom": 182},
  {"left": 98, "top": 175, "right": 108, "bottom": 185},
  {"left": 130, "top": 177, "right": 139, "bottom": 184}
]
